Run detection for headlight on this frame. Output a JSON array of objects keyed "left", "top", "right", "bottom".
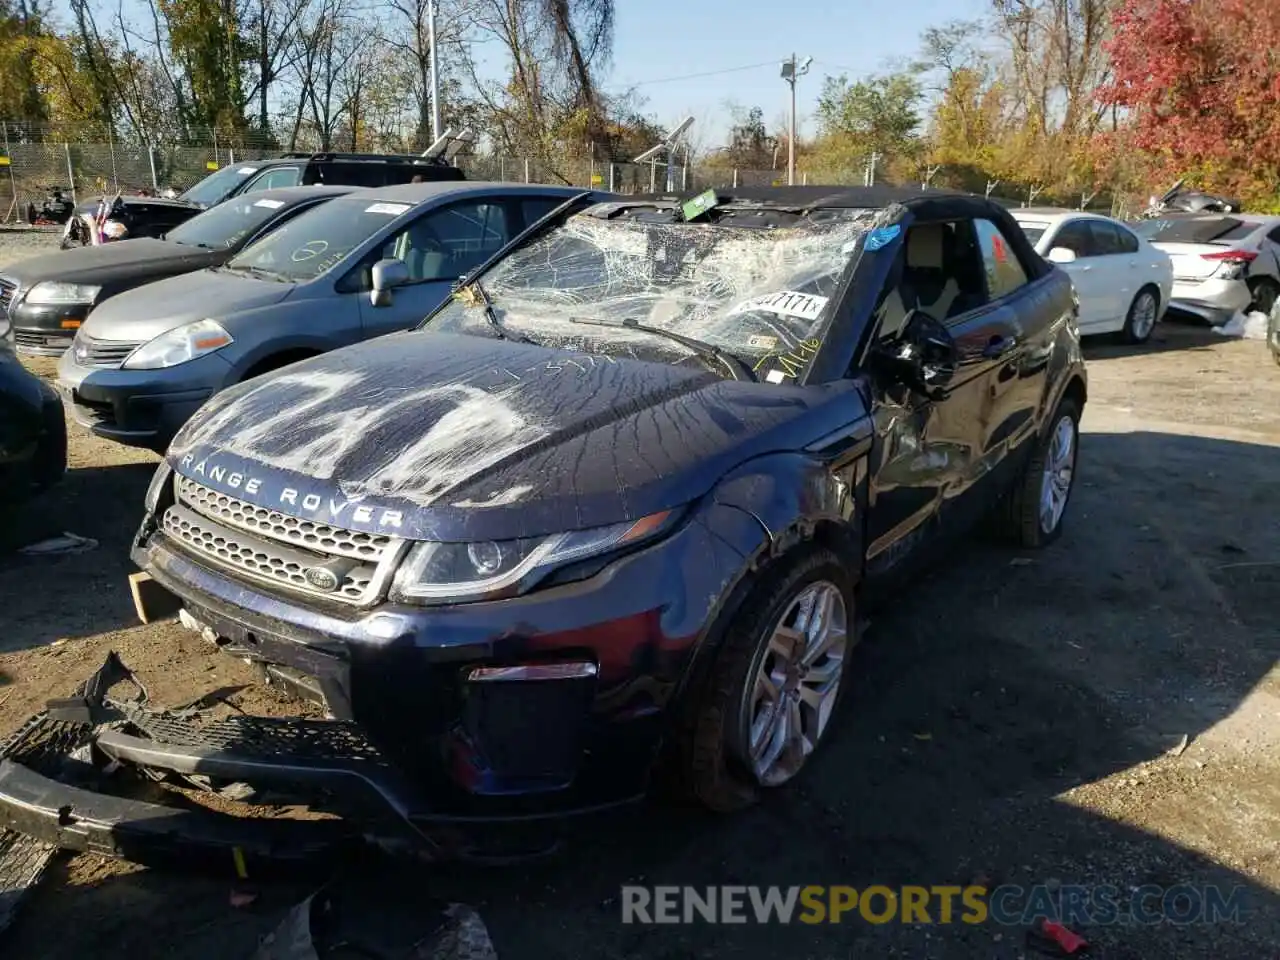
[
  {"left": 25, "top": 281, "right": 101, "bottom": 305},
  {"left": 391, "top": 509, "right": 678, "bottom": 604},
  {"left": 144, "top": 460, "right": 173, "bottom": 513},
  {"left": 123, "top": 319, "right": 234, "bottom": 370}
]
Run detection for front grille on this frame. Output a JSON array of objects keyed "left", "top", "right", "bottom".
[
  {"left": 14, "top": 330, "right": 73, "bottom": 351},
  {"left": 163, "top": 505, "right": 377, "bottom": 604},
  {"left": 163, "top": 476, "right": 402, "bottom": 606},
  {"left": 176, "top": 475, "right": 392, "bottom": 562},
  {"left": 72, "top": 333, "right": 144, "bottom": 368}
]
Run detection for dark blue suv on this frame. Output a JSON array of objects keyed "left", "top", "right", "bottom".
[{"left": 0, "top": 187, "right": 1087, "bottom": 866}]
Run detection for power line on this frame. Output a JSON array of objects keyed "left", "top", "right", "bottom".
[
  {"left": 621, "top": 61, "right": 779, "bottom": 88},
  {"left": 810, "top": 59, "right": 862, "bottom": 75}
]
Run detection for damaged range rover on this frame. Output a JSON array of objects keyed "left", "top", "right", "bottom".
[{"left": 0, "top": 186, "right": 1087, "bottom": 868}]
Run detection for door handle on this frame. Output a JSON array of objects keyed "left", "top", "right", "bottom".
[{"left": 982, "top": 334, "right": 1016, "bottom": 358}]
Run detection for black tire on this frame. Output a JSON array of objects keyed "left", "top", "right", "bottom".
[
  {"left": 1121, "top": 286, "right": 1160, "bottom": 344},
  {"left": 992, "top": 395, "right": 1081, "bottom": 549},
  {"left": 1248, "top": 278, "right": 1280, "bottom": 316},
  {"left": 676, "top": 546, "right": 855, "bottom": 813}
]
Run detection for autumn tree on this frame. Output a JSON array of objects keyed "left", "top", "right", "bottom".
[
  {"left": 807, "top": 71, "right": 923, "bottom": 181},
  {"left": 1100, "top": 0, "right": 1280, "bottom": 206}
]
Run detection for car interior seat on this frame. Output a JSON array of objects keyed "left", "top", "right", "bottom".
[{"left": 876, "top": 223, "right": 963, "bottom": 338}]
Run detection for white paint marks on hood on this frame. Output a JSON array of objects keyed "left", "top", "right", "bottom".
[
  {"left": 171, "top": 369, "right": 551, "bottom": 508},
  {"left": 453, "top": 484, "right": 536, "bottom": 508}
]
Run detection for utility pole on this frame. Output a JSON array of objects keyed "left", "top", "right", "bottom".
[
  {"left": 780, "top": 54, "right": 812, "bottom": 186},
  {"left": 428, "top": 0, "right": 442, "bottom": 143}
]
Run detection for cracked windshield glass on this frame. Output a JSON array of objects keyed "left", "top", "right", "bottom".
[{"left": 425, "top": 207, "right": 878, "bottom": 377}]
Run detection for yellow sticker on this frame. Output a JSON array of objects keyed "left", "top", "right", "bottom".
[{"left": 205, "top": 161, "right": 219, "bottom": 171}]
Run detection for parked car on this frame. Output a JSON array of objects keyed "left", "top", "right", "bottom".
[
  {"left": 1010, "top": 208, "right": 1173, "bottom": 343},
  {"left": 56, "top": 181, "right": 611, "bottom": 451},
  {"left": 8, "top": 186, "right": 353, "bottom": 358},
  {"left": 1128, "top": 213, "right": 1280, "bottom": 323},
  {"left": 62, "top": 150, "right": 466, "bottom": 249},
  {"left": 0, "top": 338, "right": 66, "bottom": 505},
  {"left": 0, "top": 186, "right": 1087, "bottom": 867}
]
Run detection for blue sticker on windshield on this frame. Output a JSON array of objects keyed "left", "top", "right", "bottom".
[{"left": 863, "top": 224, "right": 901, "bottom": 251}]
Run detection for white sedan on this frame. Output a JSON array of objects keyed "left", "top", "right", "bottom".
[{"left": 1011, "top": 209, "right": 1174, "bottom": 343}]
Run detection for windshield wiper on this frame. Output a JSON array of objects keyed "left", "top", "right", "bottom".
[
  {"left": 223, "top": 263, "right": 289, "bottom": 282},
  {"left": 569, "top": 316, "right": 756, "bottom": 382},
  {"left": 459, "top": 278, "right": 535, "bottom": 344}
]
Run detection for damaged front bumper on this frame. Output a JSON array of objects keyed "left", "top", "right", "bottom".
[{"left": 0, "top": 653, "right": 585, "bottom": 878}]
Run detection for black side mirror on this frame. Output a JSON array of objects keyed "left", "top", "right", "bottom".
[{"left": 869, "top": 309, "right": 959, "bottom": 399}]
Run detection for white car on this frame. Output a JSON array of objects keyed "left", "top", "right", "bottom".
[
  {"left": 1127, "top": 213, "right": 1280, "bottom": 325},
  {"left": 1011, "top": 208, "right": 1174, "bottom": 343}
]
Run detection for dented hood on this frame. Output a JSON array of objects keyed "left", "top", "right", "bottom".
[{"left": 168, "top": 331, "right": 854, "bottom": 541}]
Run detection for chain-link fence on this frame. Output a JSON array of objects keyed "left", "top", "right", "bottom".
[{"left": 0, "top": 131, "right": 1128, "bottom": 223}]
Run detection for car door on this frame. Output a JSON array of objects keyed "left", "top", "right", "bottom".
[
  {"left": 861, "top": 217, "right": 1010, "bottom": 578},
  {"left": 355, "top": 196, "right": 518, "bottom": 338},
  {"left": 1042, "top": 218, "right": 1106, "bottom": 329},
  {"left": 1081, "top": 219, "right": 1138, "bottom": 329}
]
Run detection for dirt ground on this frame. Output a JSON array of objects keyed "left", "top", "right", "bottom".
[{"left": 0, "top": 229, "right": 1278, "bottom": 958}]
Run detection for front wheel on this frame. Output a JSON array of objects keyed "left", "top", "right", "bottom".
[
  {"left": 678, "top": 547, "right": 855, "bottom": 813},
  {"left": 993, "top": 395, "right": 1081, "bottom": 548}
]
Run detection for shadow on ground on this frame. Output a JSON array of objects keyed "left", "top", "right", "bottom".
[
  {"left": 1081, "top": 318, "right": 1229, "bottom": 361},
  {"left": 4, "top": 431, "right": 1278, "bottom": 959},
  {"left": 0, "top": 460, "right": 154, "bottom": 653}
]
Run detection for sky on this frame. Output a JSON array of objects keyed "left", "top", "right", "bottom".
[{"left": 604, "top": 0, "right": 992, "bottom": 147}]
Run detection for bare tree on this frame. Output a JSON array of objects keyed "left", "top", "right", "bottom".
[{"left": 242, "top": 0, "right": 314, "bottom": 139}]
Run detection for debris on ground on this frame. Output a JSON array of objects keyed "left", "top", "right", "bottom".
[
  {"left": 253, "top": 884, "right": 497, "bottom": 960},
  {"left": 1027, "top": 918, "right": 1089, "bottom": 955},
  {"left": 18, "top": 532, "right": 99, "bottom": 556},
  {"left": 0, "top": 832, "right": 59, "bottom": 937},
  {"left": 1212, "top": 310, "right": 1269, "bottom": 340}
]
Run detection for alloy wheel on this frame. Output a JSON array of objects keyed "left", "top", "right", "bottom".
[
  {"left": 1130, "top": 291, "right": 1158, "bottom": 341},
  {"left": 1039, "top": 414, "right": 1077, "bottom": 535},
  {"left": 741, "top": 580, "right": 849, "bottom": 787}
]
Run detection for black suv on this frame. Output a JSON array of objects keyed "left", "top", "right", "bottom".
[{"left": 62, "top": 150, "right": 466, "bottom": 248}]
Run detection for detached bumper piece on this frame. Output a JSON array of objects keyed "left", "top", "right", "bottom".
[
  {"left": 0, "top": 652, "right": 577, "bottom": 883},
  {"left": 0, "top": 653, "right": 387, "bottom": 882}
]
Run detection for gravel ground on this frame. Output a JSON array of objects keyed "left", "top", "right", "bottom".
[{"left": 1, "top": 232, "right": 1278, "bottom": 959}]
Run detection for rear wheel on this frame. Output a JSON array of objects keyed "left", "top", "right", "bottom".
[
  {"left": 1248, "top": 277, "right": 1280, "bottom": 315},
  {"left": 678, "top": 547, "right": 855, "bottom": 813},
  {"left": 992, "top": 395, "right": 1081, "bottom": 549},
  {"left": 1121, "top": 286, "right": 1160, "bottom": 344}
]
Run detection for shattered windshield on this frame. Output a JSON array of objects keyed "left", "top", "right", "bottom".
[{"left": 424, "top": 206, "right": 879, "bottom": 378}]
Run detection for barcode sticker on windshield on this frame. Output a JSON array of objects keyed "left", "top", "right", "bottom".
[
  {"left": 365, "top": 202, "right": 411, "bottom": 216},
  {"left": 253, "top": 198, "right": 284, "bottom": 209},
  {"left": 237, "top": 167, "right": 257, "bottom": 175},
  {"left": 728, "top": 291, "right": 828, "bottom": 321}
]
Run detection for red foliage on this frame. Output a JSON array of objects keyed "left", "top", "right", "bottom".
[{"left": 1100, "top": 0, "right": 1280, "bottom": 200}]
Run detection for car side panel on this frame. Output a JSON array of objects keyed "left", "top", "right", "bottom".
[{"left": 218, "top": 294, "right": 366, "bottom": 382}]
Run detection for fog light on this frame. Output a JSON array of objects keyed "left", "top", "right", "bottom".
[{"left": 467, "top": 662, "right": 598, "bottom": 682}]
